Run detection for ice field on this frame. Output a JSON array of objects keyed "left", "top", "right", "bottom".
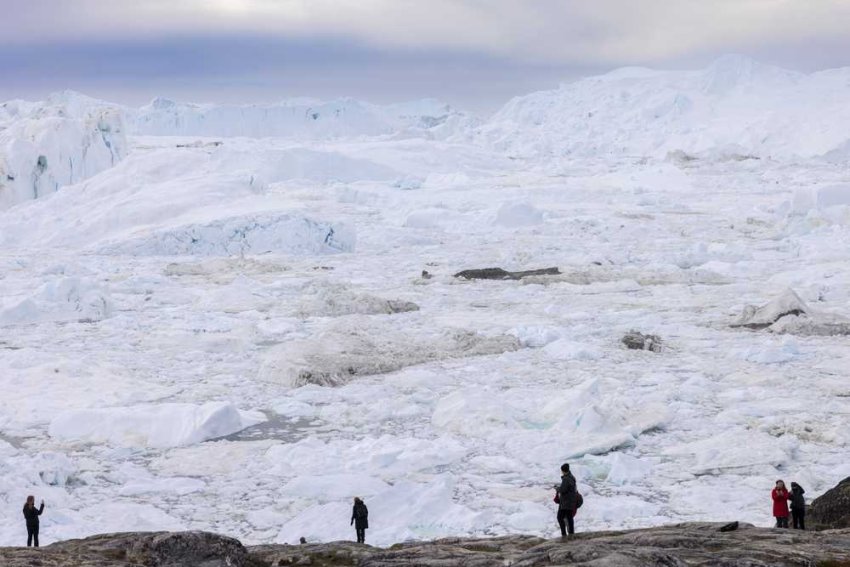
[{"left": 1, "top": 56, "right": 850, "bottom": 545}]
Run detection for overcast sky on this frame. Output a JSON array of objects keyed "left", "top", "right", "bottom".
[{"left": 3, "top": 0, "right": 850, "bottom": 112}]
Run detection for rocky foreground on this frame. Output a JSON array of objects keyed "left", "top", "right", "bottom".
[
  {"left": 2, "top": 479, "right": 847, "bottom": 567},
  {"left": 2, "top": 523, "right": 850, "bottom": 567}
]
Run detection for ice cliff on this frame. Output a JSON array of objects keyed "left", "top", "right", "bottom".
[
  {"left": 127, "top": 96, "right": 473, "bottom": 139},
  {"left": 0, "top": 91, "right": 127, "bottom": 209}
]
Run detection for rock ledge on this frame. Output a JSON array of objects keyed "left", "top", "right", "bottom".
[{"left": 2, "top": 523, "right": 850, "bottom": 566}]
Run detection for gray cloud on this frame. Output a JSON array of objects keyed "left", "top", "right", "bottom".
[
  {"left": 5, "top": 0, "right": 850, "bottom": 65},
  {"left": 2, "top": 0, "right": 849, "bottom": 110},
  {"left": 0, "top": 34, "right": 601, "bottom": 112}
]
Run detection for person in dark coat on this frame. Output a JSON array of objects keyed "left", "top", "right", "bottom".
[
  {"left": 351, "top": 497, "right": 368, "bottom": 544},
  {"left": 790, "top": 482, "right": 806, "bottom": 530},
  {"left": 554, "top": 463, "right": 577, "bottom": 536},
  {"left": 22, "top": 495, "right": 45, "bottom": 547},
  {"left": 772, "top": 480, "right": 790, "bottom": 528}
]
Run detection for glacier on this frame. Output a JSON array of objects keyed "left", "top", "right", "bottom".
[
  {"left": 477, "top": 54, "right": 850, "bottom": 160},
  {"left": 0, "top": 91, "right": 127, "bottom": 209},
  {"left": 1, "top": 55, "right": 850, "bottom": 547}
]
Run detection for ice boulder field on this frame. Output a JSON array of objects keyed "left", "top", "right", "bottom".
[{"left": 2, "top": 56, "right": 850, "bottom": 546}]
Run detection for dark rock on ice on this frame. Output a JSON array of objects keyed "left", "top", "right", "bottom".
[
  {"left": 732, "top": 288, "right": 811, "bottom": 329},
  {"left": 621, "top": 331, "right": 662, "bottom": 352},
  {"left": 732, "top": 288, "right": 850, "bottom": 335},
  {"left": 454, "top": 267, "right": 561, "bottom": 280}
]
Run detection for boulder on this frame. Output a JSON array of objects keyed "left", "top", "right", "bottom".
[
  {"left": 809, "top": 476, "right": 850, "bottom": 530},
  {"left": 127, "top": 531, "right": 255, "bottom": 567},
  {"left": 454, "top": 267, "right": 560, "bottom": 280}
]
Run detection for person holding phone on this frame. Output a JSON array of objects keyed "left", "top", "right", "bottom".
[
  {"left": 23, "top": 495, "right": 45, "bottom": 547},
  {"left": 772, "top": 480, "right": 790, "bottom": 528}
]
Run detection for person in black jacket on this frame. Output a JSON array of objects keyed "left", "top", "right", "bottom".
[
  {"left": 351, "top": 497, "right": 368, "bottom": 544},
  {"left": 790, "top": 482, "right": 806, "bottom": 530},
  {"left": 23, "top": 495, "right": 45, "bottom": 547},
  {"left": 554, "top": 463, "right": 577, "bottom": 537}
]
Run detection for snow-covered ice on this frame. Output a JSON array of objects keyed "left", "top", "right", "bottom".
[
  {"left": 48, "top": 402, "right": 265, "bottom": 448},
  {"left": 478, "top": 54, "right": 850, "bottom": 159},
  {"left": 128, "top": 96, "right": 474, "bottom": 139},
  {"left": 2, "top": 56, "right": 850, "bottom": 546},
  {"left": 0, "top": 91, "right": 126, "bottom": 209}
]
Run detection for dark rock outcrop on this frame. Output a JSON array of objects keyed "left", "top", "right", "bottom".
[
  {"left": 4, "top": 524, "right": 850, "bottom": 567},
  {"left": 809, "top": 476, "right": 850, "bottom": 530},
  {"left": 621, "top": 330, "right": 662, "bottom": 352},
  {"left": 252, "top": 525, "right": 850, "bottom": 566},
  {"left": 0, "top": 531, "right": 259, "bottom": 567},
  {"left": 454, "top": 267, "right": 561, "bottom": 280}
]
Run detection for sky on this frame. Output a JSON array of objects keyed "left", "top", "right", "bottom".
[{"left": 2, "top": 0, "right": 850, "bottom": 113}]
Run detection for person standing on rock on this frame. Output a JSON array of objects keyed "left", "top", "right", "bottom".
[
  {"left": 23, "top": 495, "right": 45, "bottom": 547},
  {"left": 351, "top": 497, "right": 368, "bottom": 544},
  {"left": 790, "top": 482, "right": 806, "bottom": 530},
  {"left": 554, "top": 463, "right": 578, "bottom": 537},
  {"left": 772, "top": 480, "right": 790, "bottom": 528}
]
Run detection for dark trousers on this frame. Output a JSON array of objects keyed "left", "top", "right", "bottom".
[
  {"left": 355, "top": 528, "right": 365, "bottom": 543},
  {"left": 775, "top": 516, "right": 789, "bottom": 528},
  {"left": 557, "top": 509, "right": 575, "bottom": 536},
  {"left": 792, "top": 509, "right": 805, "bottom": 530},
  {"left": 27, "top": 525, "right": 39, "bottom": 547}
]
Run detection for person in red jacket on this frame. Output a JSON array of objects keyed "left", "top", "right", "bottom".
[{"left": 772, "top": 480, "right": 790, "bottom": 528}]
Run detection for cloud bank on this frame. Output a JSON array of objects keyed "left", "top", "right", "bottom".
[
  {"left": 6, "top": 0, "right": 850, "bottom": 65},
  {"left": 2, "top": 0, "right": 849, "bottom": 109}
]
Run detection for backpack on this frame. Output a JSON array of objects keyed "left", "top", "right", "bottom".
[{"left": 554, "top": 491, "right": 583, "bottom": 509}]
